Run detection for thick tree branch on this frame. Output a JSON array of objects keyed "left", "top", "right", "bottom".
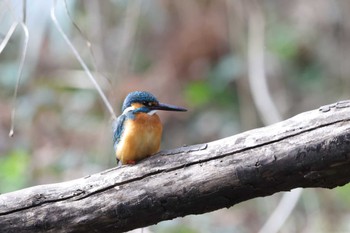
[{"left": 1, "top": 101, "right": 350, "bottom": 233}]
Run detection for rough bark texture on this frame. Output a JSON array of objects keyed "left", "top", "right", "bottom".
[{"left": 1, "top": 100, "right": 350, "bottom": 233}]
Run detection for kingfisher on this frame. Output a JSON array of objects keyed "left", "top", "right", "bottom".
[{"left": 112, "top": 91, "right": 187, "bottom": 165}]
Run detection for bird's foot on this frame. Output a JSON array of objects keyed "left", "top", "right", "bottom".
[{"left": 126, "top": 160, "right": 136, "bottom": 165}]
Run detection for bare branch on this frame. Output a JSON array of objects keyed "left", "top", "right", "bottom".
[{"left": 1, "top": 100, "right": 350, "bottom": 233}]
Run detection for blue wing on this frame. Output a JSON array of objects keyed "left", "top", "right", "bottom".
[
  {"left": 112, "top": 114, "right": 127, "bottom": 151},
  {"left": 112, "top": 111, "right": 135, "bottom": 151}
]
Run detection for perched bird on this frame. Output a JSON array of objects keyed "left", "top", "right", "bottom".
[{"left": 113, "top": 91, "right": 187, "bottom": 165}]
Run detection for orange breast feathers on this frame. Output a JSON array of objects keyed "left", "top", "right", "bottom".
[{"left": 116, "top": 112, "right": 163, "bottom": 164}]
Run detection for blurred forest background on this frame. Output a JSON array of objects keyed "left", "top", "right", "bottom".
[{"left": 1, "top": 0, "right": 350, "bottom": 232}]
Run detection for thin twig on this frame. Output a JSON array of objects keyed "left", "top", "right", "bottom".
[
  {"left": 51, "top": 0, "right": 116, "bottom": 119},
  {"left": 0, "top": 22, "right": 18, "bottom": 53},
  {"left": 63, "top": 0, "right": 110, "bottom": 85},
  {"left": 22, "top": 0, "right": 26, "bottom": 23},
  {"left": 1, "top": 3, "right": 30, "bottom": 137},
  {"left": 9, "top": 22, "right": 29, "bottom": 137}
]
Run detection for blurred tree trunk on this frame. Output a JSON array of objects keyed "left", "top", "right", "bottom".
[{"left": 1, "top": 100, "right": 350, "bottom": 233}]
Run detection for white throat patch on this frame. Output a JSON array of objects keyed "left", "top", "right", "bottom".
[
  {"left": 147, "top": 110, "right": 157, "bottom": 115},
  {"left": 122, "top": 106, "right": 135, "bottom": 115}
]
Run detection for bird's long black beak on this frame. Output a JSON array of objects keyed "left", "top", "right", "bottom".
[{"left": 152, "top": 103, "right": 187, "bottom": 112}]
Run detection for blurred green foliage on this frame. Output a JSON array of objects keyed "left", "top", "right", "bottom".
[
  {"left": 335, "top": 184, "right": 350, "bottom": 205},
  {"left": 267, "top": 24, "right": 299, "bottom": 60},
  {"left": 0, "top": 149, "right": 29, "bottom": 193},
  {"left": 185, "top": 55, "right": 240, "bottom": 109},
  {"left": 185, "top": 81, "right": 213, "bottom": 107},
  {"left": 155, "top": 225, "right": 198, "bottom": 233}
]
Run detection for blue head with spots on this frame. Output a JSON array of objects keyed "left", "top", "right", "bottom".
[
  {"left": 121, "top": 91, "right": 187, "bottom": 113},
  {"left": 122, "top": 91, "right": 158, "bottom": 112}
]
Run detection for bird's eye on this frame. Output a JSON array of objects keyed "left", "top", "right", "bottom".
[{"left": 143, "top": 101, "right": 152, "bottom": 107}]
